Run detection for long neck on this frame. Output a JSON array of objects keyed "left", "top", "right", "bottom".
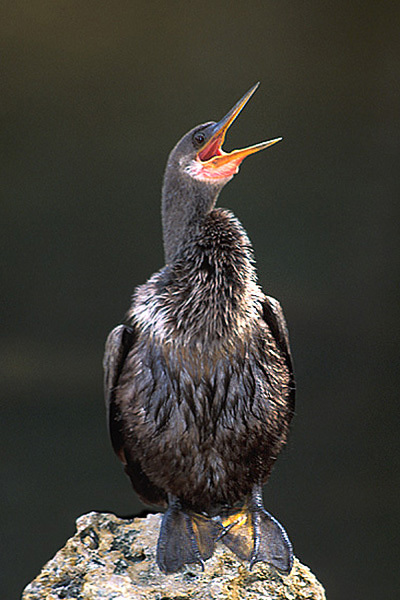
[{"left": 161, "top": 169, "right": 220, "bottom": 264}]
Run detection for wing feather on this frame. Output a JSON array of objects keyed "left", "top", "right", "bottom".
[
  {"left": 103, "top": 324, "right": 136, "bottom": 457},
  {"left": 262, "top": 295, "right": 295, "bottom": 410}
]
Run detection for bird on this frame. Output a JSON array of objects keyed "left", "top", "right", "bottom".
[{"left": 104, "top": 83, "right": 295, "bottom": 575}]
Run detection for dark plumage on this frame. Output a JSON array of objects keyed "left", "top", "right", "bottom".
[{"left": 104, "top": 84, "right": 295, "bottom": 574}]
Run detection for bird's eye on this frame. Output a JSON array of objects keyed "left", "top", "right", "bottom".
[{"left": 193, "top": 132, "right": 205, "bottom": 146}]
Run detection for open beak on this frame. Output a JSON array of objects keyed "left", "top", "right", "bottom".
[{"left": 197, "top": 83, "right": 282, "bottom": 178}]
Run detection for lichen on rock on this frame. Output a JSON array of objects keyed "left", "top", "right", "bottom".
[{"left": 22, "top": 511, "right": 326, "bottom": 599}]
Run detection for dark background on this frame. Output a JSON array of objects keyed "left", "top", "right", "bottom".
[{"left": 2, "top": 2, "right": 399, "bottom": 598}]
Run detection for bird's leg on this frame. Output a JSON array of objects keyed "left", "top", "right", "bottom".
[
  {"left": 248, "top": 485, "right": 293, "bottom": 573},
  {"left": 218, "top": 485, "right": 293, "bottom": 574},
  {"left": 156, "top": 494, "right": 219, "bottom": 573}
]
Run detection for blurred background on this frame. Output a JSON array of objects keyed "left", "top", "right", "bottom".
[{"left": 1, "top": 2, "right": 399, "bottom": 598}]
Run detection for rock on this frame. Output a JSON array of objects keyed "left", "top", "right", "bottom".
[{"left": 22, "top": 511, "right": 326, "bottom": 600}]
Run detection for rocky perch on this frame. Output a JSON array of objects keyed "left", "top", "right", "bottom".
[{"left": 22, "top": 512, "right": 326, "bottom": 600}]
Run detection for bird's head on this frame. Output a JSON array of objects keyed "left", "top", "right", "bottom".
[
  {"left": 164, "top": 82, "right": 282, "bottom": 191},
  {"left": 161, "top": 83, "right": 282, "bottom": 262}
]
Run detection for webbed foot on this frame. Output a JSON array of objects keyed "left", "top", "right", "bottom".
[
  {"left": 218, "top": 486, "right": 293, "bottom": 574},
  {"left": 156, "top": 496, "right": 220, "bottom": 573}
]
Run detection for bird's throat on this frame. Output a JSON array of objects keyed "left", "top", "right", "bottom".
[
  {"left": 161, "top": 176, "right": 220, "bottom": 263},
  {"left": 185, "top": 158, "right": 237, "bottom": 182}
]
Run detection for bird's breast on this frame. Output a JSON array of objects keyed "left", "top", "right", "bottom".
[
  {"left": 132, "top": 267, "right": 262, "bottom": 350},
  {"left": 130, "top": 208, "right": 264, "bottom": 346}
]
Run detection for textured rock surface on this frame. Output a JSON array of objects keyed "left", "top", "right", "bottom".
[{"left": 22, "top": 511, "right": 326, "bottom": 600}]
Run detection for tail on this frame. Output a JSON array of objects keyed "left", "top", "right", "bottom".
[{"left": 156, "top": 506, "right": 220, "bottom": 573}]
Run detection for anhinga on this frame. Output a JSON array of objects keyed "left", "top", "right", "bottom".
[{"left": 104, "top": 83, "right": 295, "bottom": 574}]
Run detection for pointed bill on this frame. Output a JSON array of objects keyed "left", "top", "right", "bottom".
[
  {"left": 206, "top": 137, "right": 282, "bottom": 170},
  {"left": 198, "top": 83, "right": 260, "bottom": 162},
  {"left": 196, "top": 83, "right": 282, "bottom": 179}
]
